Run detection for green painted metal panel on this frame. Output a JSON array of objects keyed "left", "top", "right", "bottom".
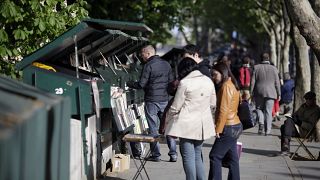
[
  {"left": 16, "top": 19, "right": 151, "bottom": 71},
  {"left": 23, "top": 66, "right": 92, "bottom": 116},
  {"left": 16, "top": 22, "right": 89, "bottom": 70},
  {"left": 0, "top": 76, "right": 71, "bottom": 180},
  {"left": 83, "top": 18, "right": 153, "bottom": 33}
]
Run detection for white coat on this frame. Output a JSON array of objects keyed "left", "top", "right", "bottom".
[{"left": 165, "top": 70, "right": 216, "bottom": 140}]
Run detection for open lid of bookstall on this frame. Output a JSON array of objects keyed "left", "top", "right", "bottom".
[
  {"left": 161, "top": 47, "right": 184, "bottom": 61},
  {"left": 16, "top": 18, "right": 152, "bottom": 71}
]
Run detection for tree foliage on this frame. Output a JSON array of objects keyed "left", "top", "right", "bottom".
[
  {"left": 86, "top": 0, "right": 195, "bottom": 44},
  {"left": 0, "top": 0, "right": 88, "bottom": 77}
]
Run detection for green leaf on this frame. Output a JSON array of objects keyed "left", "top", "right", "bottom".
[
  {"left": 13, "top": 29, "right": 21, "bottom": 40},
  {"left": 39, "top": 20, "right": 46, "bottom": 31},
  {"left": 13, "top": 29, "right": 27, "bottom": 40},
  {"left": 8, "top": 2, "right": 18, "bottom": 17},
  {"left": 34, "top": 18, "right": 40, "bottom": 26},
  {"left": 0, "top": 29, "right": 9, "bottom": 42},
  {"left": 12, "top": 49, "right": 19, "bottom": 56},
  {"left": 6, "top": 48, "right": 12, "bottom": 56},
  {"left": 30, "top": 0, "right": 39, "bottom": 10},
  {"left": 0, "top": 46, "right": 7, "bottom": 56},
  {"left": 49, "top": 16, "right": 55, "bottom": 26}
]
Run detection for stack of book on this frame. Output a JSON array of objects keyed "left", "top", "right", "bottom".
[{"left": 110, "top": 87, "right": 149, "bottom": 134}]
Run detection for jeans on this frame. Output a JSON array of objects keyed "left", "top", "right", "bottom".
[
  {"left": 145, "top": 101, "right": 177, "bottom": 157},
  {"left": 208, "top": 124, "right": 242, "bottom": 180},
  {"left": 255, "top": 97, "right": 275, "bottom": 134},
  {"left": 180, "top": 138, "right": 205, "bottom": 180}
]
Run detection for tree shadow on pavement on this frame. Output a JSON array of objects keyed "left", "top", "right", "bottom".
[
  {"left": 242, "top": 148, "right": 280, "bottom": 157},
  {"left": 241, "top": 131, "right": 280, "bottom": 137},
  {"left": 272, "top": 172, "right": 320, "bottom": 180},
  {"left": 100, "top": 177, "right": 126, "bottom": 180}
]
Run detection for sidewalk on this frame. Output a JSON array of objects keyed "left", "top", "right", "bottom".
[{"left": 107, "top": 122, "right": 320, "bottom": 180}]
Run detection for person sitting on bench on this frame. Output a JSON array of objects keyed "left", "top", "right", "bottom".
[{"left": 280, "top": 91, "right": 320, "bottom": 155}]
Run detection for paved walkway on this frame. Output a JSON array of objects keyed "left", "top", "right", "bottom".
[{"left": 106, "top": 121, "right": 320, "bottom": 180}]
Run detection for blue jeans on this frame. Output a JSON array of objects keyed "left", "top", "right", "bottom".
[
  {"left": 208, "top": 124, "right": 242, "bottom": 180},
  {"left": 180, "top": 138, "right": 205, "bottom": 180},
  {"left": 145, "top": 101, "right": 177, "bottom": 157}
]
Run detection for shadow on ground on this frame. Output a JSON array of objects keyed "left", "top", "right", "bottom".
[
  {"left": 242, "top": 131, "right": 280, "bottom": 137},
  {"left": 291, "top": 153, "right": 320, "bottom": 161},
  {"left": 272, "top": 172, "right": 320, "bottom": 180},
  {"left": 242, "top": 148, "right": 279, "bottom": 157},
  {"left": 101, "top": 177, "right": 126, "bottom": 180}
]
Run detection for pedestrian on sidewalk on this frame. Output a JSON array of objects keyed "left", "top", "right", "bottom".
[
  {"left": 183, "top": 44, "right": 211, "bottom": 78},
  {"left": 280, "top": 91, "right": 320, "bottom": 155},
  {"left": 209, "top": 62, "right": 242, "bottom": 180},
  {"left": 238, "top": 55, "right": 253, "bottom": 101},
  {"left": 251, "top": 52, "right": 281, "bottom": 136},
  {"left": 280, "top": 72, "right": 294, "bottom": 115},
  {"left": 127, "top": 45, "right": 176, "bottom": 162},
  {"left": 165, "top": 57, "right": 216, "bottom": 180}
]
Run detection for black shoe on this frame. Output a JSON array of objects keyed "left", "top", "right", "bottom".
[
  {"left": 145, "top": 156, "right": 160, "bottom": 162},
  {"left": 280, "top": 151, "right": 290, "bottom": 156},
  {"left": 169, "top": 155, "right": 177, "bottom": 162},
  {"left": 133, "top": 155, "right": 142, "bottom": 160}
]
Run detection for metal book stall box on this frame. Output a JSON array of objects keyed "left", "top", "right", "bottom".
[
  {"left": 0, "top": 76, "right": 71, "bottom": 180},
  {"left": 15, "top": 19, "right": 152, "bottom": 179},
  {"left": 161, "top": 47, "right": 184, "bottom": 79}
]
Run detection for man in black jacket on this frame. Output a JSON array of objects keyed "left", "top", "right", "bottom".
[
  {"left": 183, "top": 44, "right": 211, "bottom": 78},
  {"left": 127, "top": 45, "right": 177, "bottom": 162}
]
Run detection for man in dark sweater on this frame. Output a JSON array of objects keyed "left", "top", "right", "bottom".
[
  {"left": 280, "top": 72, "right": 294, "bottom": 115},
  {"left": 127, "top": 45, "right": 177, "bottom": 162},
  {"left": 183, "top": 44, "right": 211, "bottom": 78}
]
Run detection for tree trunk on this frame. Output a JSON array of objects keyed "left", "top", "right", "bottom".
[
  {"left": 282, "top": 1, "right": 291, "bottom": 74},
  {"left": 199, "top": 22, "right": 209, "bottom": 56},
  {"left": 270, "top": 30, "right": 277, "bottom": 65},
  {"left": 276, "top": 24, "right": 281, "bottom": 69},
  {"left": 193, "top": 16, "right": 200, "bottom": 46},
  {"left": 285, "top": 0, "right": 320, "bottom": 64},
  {"left": 310, "top": 0, "right": 320, "bottom": 105},
  {"left": 311, "top": 53, "right": 320, "bottom": 105},
  {"left": 292, "top": 26, "right": 311, "bottom": 110},
  {"left": 282, "top": 35, "right": 291, "bottom": 74}
]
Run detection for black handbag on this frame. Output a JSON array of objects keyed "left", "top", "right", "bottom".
[{"left": 238, "top": 100, "right": 257, "bottom": 130}]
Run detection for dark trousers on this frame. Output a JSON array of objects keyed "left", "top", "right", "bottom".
[
  {"left": 280, "top": 118, "right": 300, "bottom": 140},
  {"left": 208, "top": 124, "right": 242, "bottom": 180}
]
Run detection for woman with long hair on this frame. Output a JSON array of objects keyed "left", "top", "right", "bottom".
[
  {"left": 208, "top": 62, "right": 242, "bottom": 180},
  {"left": 165, "top": 57, "right": 216, "bottom": 180}
]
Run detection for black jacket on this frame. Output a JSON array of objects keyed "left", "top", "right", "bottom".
[
  {"left": 198, "top": 59, "right": 211, "bottom": 78},
  {"left": 131, "top": 55, "right": 173, "bottom": 102}
]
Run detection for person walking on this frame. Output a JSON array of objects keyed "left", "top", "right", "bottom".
[
  {"left": 251, "top": 53, "right": 281, "bottom": 136},
  {"left": 127, "top": 45, "right": 177, "bottom": 162},
  {"left": 238, "top": 55, "right": 252, "bottom": 101},
  {"left": 165, "top": 57, "right": 216, "bottom": 180},
  {"left": 208, "top": 62, "right": 242, "bottom": 180},
  {"left": 280, "top": 72, "right": 294, "bottom": 115}
]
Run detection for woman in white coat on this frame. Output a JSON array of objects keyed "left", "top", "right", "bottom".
[{"left": 165, "top": 57, "right": 216, "bottom": 180}]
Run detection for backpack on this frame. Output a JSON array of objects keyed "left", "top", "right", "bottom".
[{"left": 239, "top": 67, "right": 251, "bottom": 88}]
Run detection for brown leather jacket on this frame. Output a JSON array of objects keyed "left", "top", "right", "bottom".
[{"left": 215, "top": 79, "right": 241, "bottom": 133}]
